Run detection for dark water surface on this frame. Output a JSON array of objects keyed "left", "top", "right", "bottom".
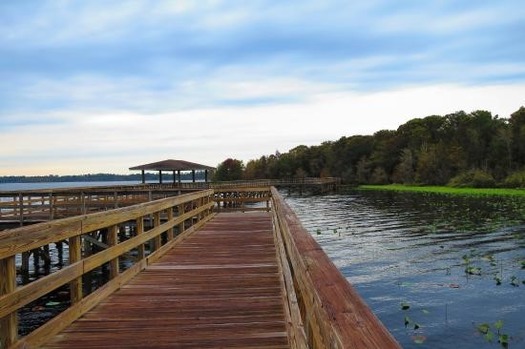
[{"left": 284, "top": 190, "right": 525, "bottom": 349}]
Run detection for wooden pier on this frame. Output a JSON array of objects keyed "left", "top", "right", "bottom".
[
  {"left": 0, "top": 185, "right": 399, "bottom": 349},
  {"left": 0, "top": 178, "right": 339, "bottom": 229}
]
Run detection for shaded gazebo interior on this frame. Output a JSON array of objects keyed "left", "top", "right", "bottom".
[{"left": 129, "top": 159, "right": 216, "bottom": 184}]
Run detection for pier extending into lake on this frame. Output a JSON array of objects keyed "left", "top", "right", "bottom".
[
  {"left": 0, "top": 183, "right": 399, "bottom": 348},
  {"left": 0, "top": 178, "right": 340, "bottom": 229}
]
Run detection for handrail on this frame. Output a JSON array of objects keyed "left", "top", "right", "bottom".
[
  {"left": 213, "top": 187, "right": 271, "bottom": 212},
  {"left": 271, "top": 187, "right": 401, "bottom": 349},
  {"left": 0, "top": 179, "right": 339, "bottom": 223},
  {"left": 0, "top": 190, "right": 215, "bottom": 349}
]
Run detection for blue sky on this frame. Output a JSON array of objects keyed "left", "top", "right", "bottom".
[{"left": 1, "top": 1, "right": 524, "bottom": 175}]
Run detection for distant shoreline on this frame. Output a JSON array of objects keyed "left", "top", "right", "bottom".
[{"left": 0, "top": 172, "right": 206, "bottom": 184}]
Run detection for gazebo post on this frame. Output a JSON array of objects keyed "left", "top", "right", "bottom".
[
  {"left": 172, "top": 171, "right": 176, "bottom": 184},
  {"left": 205, "top": 170, "right": 208, "bottom": 182},
  {"left": 192, "top": 170, "right": 196, "bottom": 183},
  {"left": 178, "top": 170, "right": 181, "bottom": 184},
  {"left": 141, "top": 170, "right": 145, "bottom": 184},
  {"left": 159, "top": 170, "right": 163, "bottom": 184}
]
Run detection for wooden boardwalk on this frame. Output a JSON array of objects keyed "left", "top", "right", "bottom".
[
  {"left": 40, "top": 212, "right": 290, "bottom": 348},
  {"left": 2, "top": 187, "right": 400, "bottom": 349}
]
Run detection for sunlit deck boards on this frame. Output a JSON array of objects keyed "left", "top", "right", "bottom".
[{"left": 41, "top": 212, "right": 290, "bottom": 349}]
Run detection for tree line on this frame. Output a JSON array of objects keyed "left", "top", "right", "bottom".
[{"left": 216, "top": 107, "right": 525, "bottom": 187}]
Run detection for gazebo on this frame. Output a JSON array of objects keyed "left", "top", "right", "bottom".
[{"left": 129, "top": 159, "right": 216, "bottom": 184}]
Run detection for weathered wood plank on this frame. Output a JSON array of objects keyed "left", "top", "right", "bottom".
[
  {"left": 39, "top": 212, "right": 290, "bottom": 349},
  {"left": 0, "top": 256, "right": 17, "bottom": 348}
]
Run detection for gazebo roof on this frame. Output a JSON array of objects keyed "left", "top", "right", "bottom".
[{"left": 129, "top": 159, "right": 215, "bottom": 172}]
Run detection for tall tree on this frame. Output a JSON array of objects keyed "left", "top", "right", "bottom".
[
  {"left": 509, "top": 106, "right": 525, "bottom": 169},
  {"left": 214, "top": 158, "right": 244, "bottom": 181}
]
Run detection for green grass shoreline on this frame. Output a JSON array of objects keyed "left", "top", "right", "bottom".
[{"left": 357, "top": 184, "right": 525, "bottom": 197}]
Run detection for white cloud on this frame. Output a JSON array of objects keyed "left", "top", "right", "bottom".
[{"left": 2, "top": 83, "right": 524, "bottom": 175}]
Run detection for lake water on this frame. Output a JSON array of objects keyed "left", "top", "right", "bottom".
[{"left": 284, "top": 190, "right": 525, "bottom": 349}]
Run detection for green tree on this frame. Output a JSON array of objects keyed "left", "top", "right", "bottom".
[
  {"left": 392, "top": 148, "right": 415, "bottom": 184},
  {"left": 509, "top": 106, "right": 525, "bottom": 169},
  {"left": 214, "top": 158, "right": 244, "bottom": 181}
]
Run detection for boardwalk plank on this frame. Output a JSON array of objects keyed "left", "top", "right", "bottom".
[{"left": 41, "top": 212, "right": 290, "bottom": 349}]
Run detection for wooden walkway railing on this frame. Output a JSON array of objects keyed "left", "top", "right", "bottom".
[
  {"left": 0, "top": 178, "right": 339, "bottom": 227},
  {"left": 0, "top": 190, "right": 216, "bottom": 348},
  {"left": 0, "top": 186, "right": 399, "bottom": 349}
]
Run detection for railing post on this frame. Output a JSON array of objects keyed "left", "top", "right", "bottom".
[
  {"left": 50, "top": 193, "right": 55, "bottom": 220},
  {"left": 152, "top": 212, "right": 161, "bottom": 251},
  {"left": 167, "top": 208, "right": 174, "bottom": 240},
  {"left": 178, "top": 203, "right": 185, "bottom": 235},
  {"left": 18, "top": 192, "right": 23, "bottom": 226},
  {"left": 0, "top": 256, "right": 18, "bottom": 348},
  {"left": 136, "top": 217, "right": 145, "bottom": 259},
  {"left": 69, "top": 235, "right": 83, "bottom": 304},
  {"left": 108, "top": 225, "right": 119, "bottom": 279}
]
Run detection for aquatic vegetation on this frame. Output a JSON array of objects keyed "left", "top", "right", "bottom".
[
  {"left": 476, "top": 320, "right": 509, "bottom": 348},
  {"left": 494, "top": 276, "right": 502, "bottom": 286},
  {"left": 463, "top": 254, "right": 482, "bottom": 276},
  {"left": 401, "top": 301, "right": 423, "bottom": 345},
  {"left": 359, "top": 184, "right": 525, "bottom": 197}
]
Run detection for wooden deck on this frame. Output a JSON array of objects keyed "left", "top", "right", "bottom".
[{"left": 40, "top": 212, "right": 290, "bottom": 349}]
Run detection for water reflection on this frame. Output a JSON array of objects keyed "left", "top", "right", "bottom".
[{"left": 284, "top": 190, "right": 525, "bottom": 349}]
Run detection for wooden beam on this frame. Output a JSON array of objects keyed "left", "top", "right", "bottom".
[
  {"left": 108, "top": 225, "right": 119, "bottom": 279},
  {"left": 69, "top": 235, "right": 82, "bottom": 304},
  {"left": 0, "top": 256, "right": 17, "bottom": 348}
]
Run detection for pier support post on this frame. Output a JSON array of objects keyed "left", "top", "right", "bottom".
[
  {"left": 56, "top": 241, "right": 64, "bottom": 266},
  {"left": 32, "top": 248, "right": 40, "bottom": 273}
]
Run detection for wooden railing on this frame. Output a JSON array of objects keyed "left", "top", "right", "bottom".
[
  {"left": 214, "top": 187, "right": 271, "bottom": 212},
  {"left": 0, "top": 178, "right": 338, "bottom": 226},
  {"left": 0, "top": 190, "right": 215, "bottom": 349},
  {"left": 271, "top": 187, "right": 401, "bottom": 349},
  {"left": 0, "top": 188, "right": 194, "bottom": 224}
]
